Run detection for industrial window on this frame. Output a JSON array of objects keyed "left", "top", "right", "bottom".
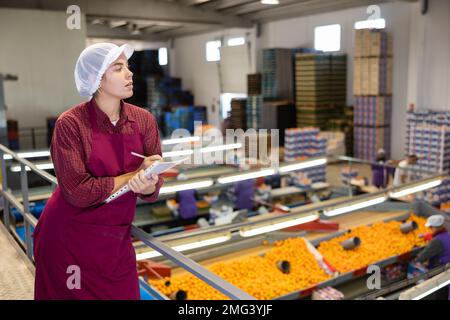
[
  {"left": 158, "top": 47, "right": 168, "bottom": 66},
  {"left": 314, "top": 24, "right": 341, "bottom": 52},
  {"left": 227, "top": 37, "right": 245, "bottom": 47},
  {"left": 206, "top": 40, "right": 222, "bottom": 62},
  {"left": 220, "top": 93, "right": 247, "bottom": 119},
  {"left": 354, "top": 18, "right": 386, "bottom": 29}
]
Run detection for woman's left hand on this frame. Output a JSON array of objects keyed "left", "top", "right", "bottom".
[{"left": 128, "top": 170, "right": 159, "bottom": 195}]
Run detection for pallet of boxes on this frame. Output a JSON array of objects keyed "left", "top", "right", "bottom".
[
  {"left": 353, "top": 29, "right": 393, "bottom": 161},
  {"left": 295, "top": 52, "right": 348, "bottom": 138},
  {"left": 405, "top": 108, "right": 450, "bottom": 209}
]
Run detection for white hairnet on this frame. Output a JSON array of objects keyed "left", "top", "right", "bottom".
[
  {"left": 425, "top": 215, "right": 445, "bottom": 228},
  {"left": 74, "top": 43, "right": 134, "bottom": 97}
]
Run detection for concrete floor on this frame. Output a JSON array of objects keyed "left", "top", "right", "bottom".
[{"left": 0, "top": 222, "right": 34, "bottom": 300}]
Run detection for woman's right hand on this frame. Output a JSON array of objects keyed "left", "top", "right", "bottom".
[{"left": 139, "top": 154, "right": 163, "bottom": 171}]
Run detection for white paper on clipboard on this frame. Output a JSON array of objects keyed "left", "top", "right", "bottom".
[{"left": 104, "top": 157, "right": 189, "bottom": 203}]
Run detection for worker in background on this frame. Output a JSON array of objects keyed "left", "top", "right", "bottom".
[
  {"left": 417, "top": 215, "right": 450, "bottom": 266},
  {"left": 416, "top": 215, "right": 450, "bottom": 299},
  {"left": 371, "top": 148, "right": 388, "bottom": 189},
  {"left": 393, "top": 154, "right": 418, "bottom": 186},
  {"left": 174, "top": 173, "right": 200, "bottom": 223},
  {"left": 233, "top": 164, "right": 255, "bottom": 211},
  {"left": 33, "top": 43, "right": 163, "bottom": 300}
]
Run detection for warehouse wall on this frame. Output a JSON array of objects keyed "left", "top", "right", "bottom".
[
  {"left": 407, "top": 0, "right": 450, "bottom": 111},
  {"left": 170, "top": 28, "right": 257, "bottom": 127},
  {"left": 172, "top": 3, "right": 412, "bottom": 158},
  {"left": 0, "top": 8, "right": 86, "bottom": 130},
  {"left": 258, "top": 2, "right": 412, "bottom": 160}
]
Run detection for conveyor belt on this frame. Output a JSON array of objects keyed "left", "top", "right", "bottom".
[
  {"left": 169, "top": 210, "right": 410, "bottom": 277},
  {"left": 0, "top": 223, "right": 34, "bottom": 299}
]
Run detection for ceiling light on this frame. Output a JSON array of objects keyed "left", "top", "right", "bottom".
[
  {"left": 261, "top": 0, "right": 279, "bottom": 4},
  {"left": 159, "top": 179, "right": 214, "bottom": 195},
  {"left": 279, "top": 158, "right": 327, "bottom": 173},
  {"left": 239, "top": 213, "right": 318, "bottom": 237},
  {"left": 389, "top": 178, "right": 442, "bottom": 199},
  {"left": 324, "top": 196, "right": 387, "bottom": 217},
  {"left": 218, "top": 168, "right": 275, "bottom": 184}
]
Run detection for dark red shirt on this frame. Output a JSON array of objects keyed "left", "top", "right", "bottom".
[{"left": 51, "top": 99, "right": 163, "bottom": 208}]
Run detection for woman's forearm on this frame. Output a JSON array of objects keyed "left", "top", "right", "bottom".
[{"left": 111, "top": 171, "right": 138, "bottom": 194}]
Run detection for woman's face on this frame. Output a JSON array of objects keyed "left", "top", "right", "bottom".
[{"left": 98, "top": 53, "right": 133, "bottom": 99}]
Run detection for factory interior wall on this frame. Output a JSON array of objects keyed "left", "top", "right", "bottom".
[
  {"left": 170, "top": 28, "right": 256, "bottom": 127},
  {"left": 0, "top": 8, "right": 87, "bottom": 129},
  {"left": 407, "top": 0, "right": 450, "bottom": 112}
]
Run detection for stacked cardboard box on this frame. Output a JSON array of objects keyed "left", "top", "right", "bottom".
[
  {"left": 295, "top": 53, "right": 347, "bottom": 129},
  {"left": 404, "top": 108, "right": 450, "bottom": 208},
  {"left": 284, "top": 127, "right": 327, "bottom": 183},
  {"left": 246, "top": 95, "right": 263, "bottom": 129},
  {"left": 354, "top": 96, "right": 392, "bottom": 126},
  {"left": 230, "top": 98, "right": 247, "bottom": 130},
  {"left": 262, "top": 49, "right": 294, "bottom": 100},
  {"left": 355, "top": 28, "right": 392, "bottom": 57},
  {"left": 354, "top": 126, "right": 391, "bottom": 160},
  {"left": 404, "top": 109, "right": 450, "bottom": 173},
  {"left": 353, "top": 29, "right": 392, "bottom": 160},
  {"left": 353, "top": 57, "right": 393, "bottom": 95},
  {"left": 247, "top": 73, "right": 262, "bottom": 95},
  {"left": 319, "top": 131, "right": 346, "bottom": 156}
]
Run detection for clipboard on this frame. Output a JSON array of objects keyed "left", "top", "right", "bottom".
[{"left": 104, "top": 157, "right": 189, "bottom": 203}]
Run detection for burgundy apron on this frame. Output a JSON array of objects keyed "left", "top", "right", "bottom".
[{"left": 34, "top": 102, "right": 144, "bottom": 300}]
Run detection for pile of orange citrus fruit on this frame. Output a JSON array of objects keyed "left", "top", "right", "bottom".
[
  {"left": 317, "top": 215, "right": 429, "bottom": 273},
  {"left": 149, "top": 214, "right": 430, "bottom": 299},
  {"left": 149, "top": 237, "right": 330, "bottom": 300}
]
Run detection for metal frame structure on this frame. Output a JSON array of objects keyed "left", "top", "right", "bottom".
[{"left": 0, "top": 142, "right": 447, "bottom": 300}]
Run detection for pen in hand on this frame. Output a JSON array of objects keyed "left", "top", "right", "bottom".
[{"left": 131, "top": 152, "right": 146, "bottom": 159}]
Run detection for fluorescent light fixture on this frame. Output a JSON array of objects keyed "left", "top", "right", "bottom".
[
  {"left": 261, "top": 0, "right": 279, "bottom": 4},
  {"left": 4, "top": 150, "right": 51, "bottom": 160},
  {"left": 206, "top": 40, "right": 221, "bottom": 62},
  {"left": 200, "top": 143, "right": 242, "bottom": 153},
  {"left": 314, "top": 24, "right": 341, "bottom": 52},
  {"left": 389, "top": 179, "right": 442, "bottom": 199},
  {"left": 159, "top": 179, "right": 214, "bottom": 195},
  {"left": 10, "top": 162, "right": 54, "bottom": 172},
  {"left": 354, "top": 18, "right": 386, "bottom": 30},
  {"left": 218, "top": 169, "right": 275, "bottom": 184},
  {"left": 162, "top": 149, "right": 194, "bottom": 158},
  {"left": 227, "top": 37, "right": 245, "bottom": 47},
  {"left": 136, "top": 234, "right": 231, "bottom": 261},
  {"left": 412, "top": 279, "right": 450, "bottom": 300},
  {"left": 162, "top": 143, "right": 242, "bottom": 158},
  {"left": 162, "top": 136, "right": 200, "bottom": 145},
  {"left": 239, "top": 214, "right": 318, "bottom": 238},
  {"left": 279, "top": 158, "right": 327, "bottom": 173},
  {"left": 324, "top": 196, "right": 387, "bottom": 217},
  {"left": 158, "top": 47, "right": 168, "bottom": 66}
]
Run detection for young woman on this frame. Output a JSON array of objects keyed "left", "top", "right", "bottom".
[{"left": 33, "top": 43, "right": 163, "bottom": 299}]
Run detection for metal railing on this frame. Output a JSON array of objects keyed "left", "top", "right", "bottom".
[{"left": 0, "top": 143, "right": 254, "bottom": 300}]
